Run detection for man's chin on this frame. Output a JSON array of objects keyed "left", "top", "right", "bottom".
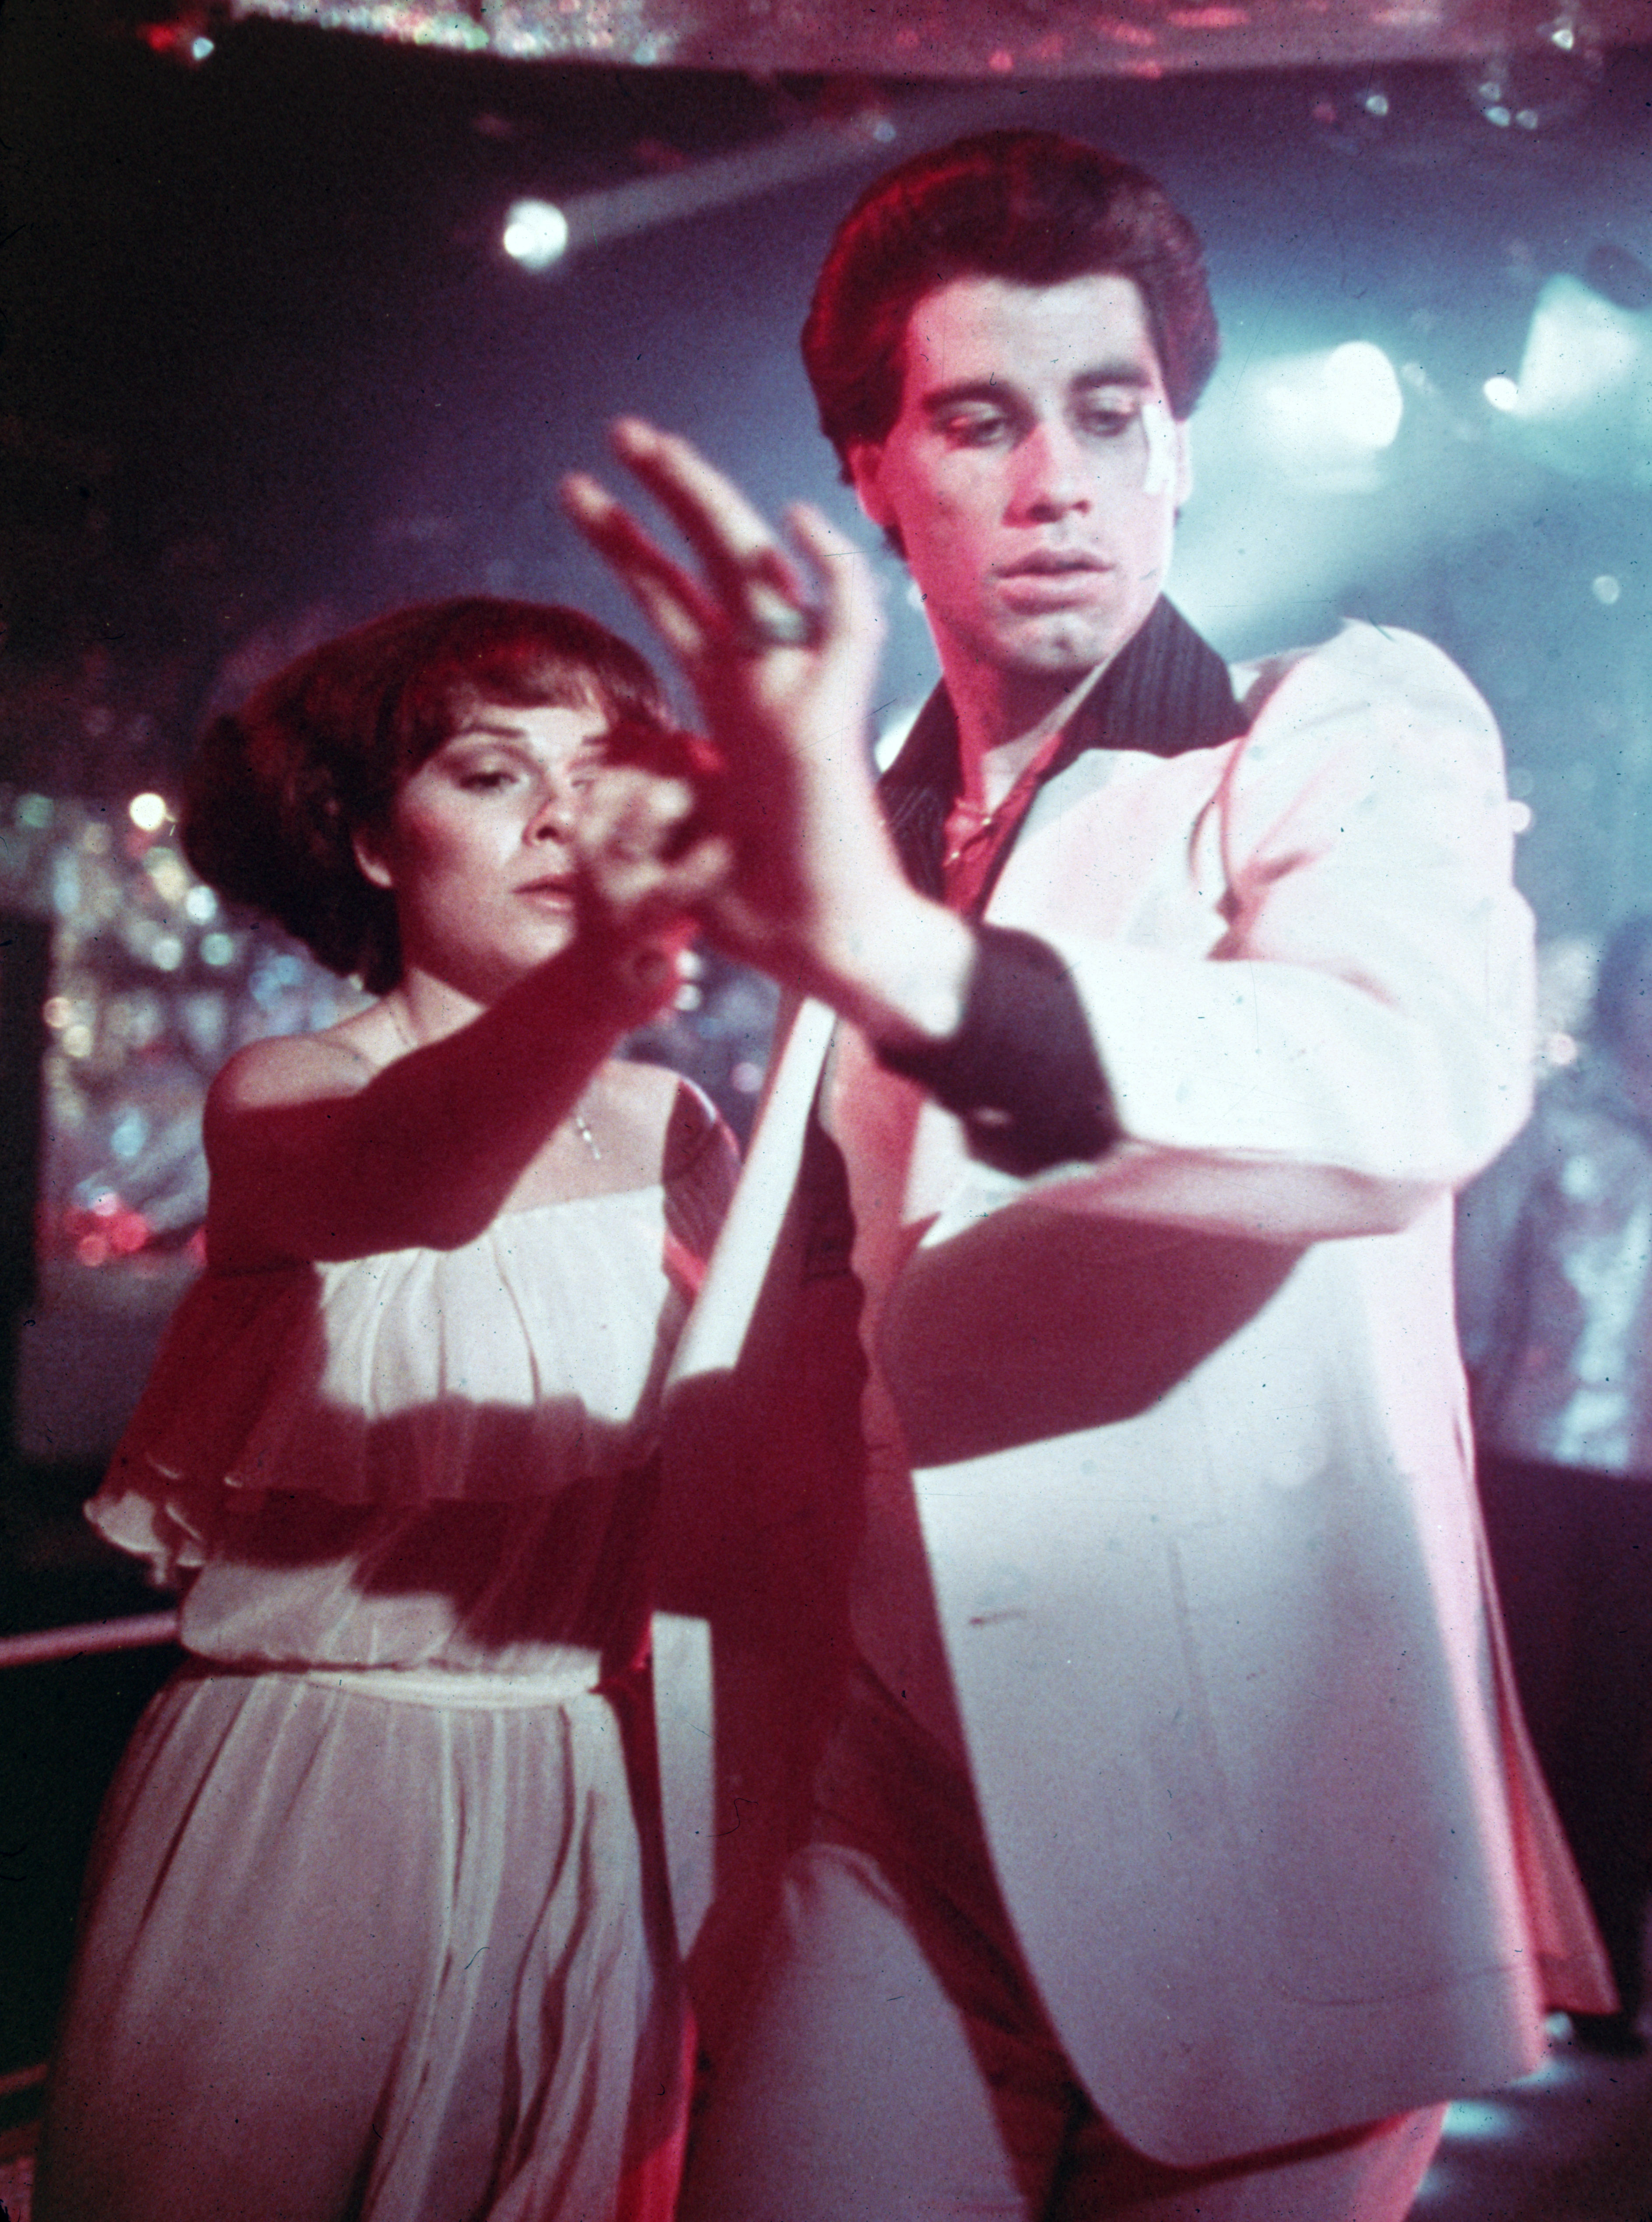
[{"left": 993, "top": 618, "right": 1131, "bottom": 678}]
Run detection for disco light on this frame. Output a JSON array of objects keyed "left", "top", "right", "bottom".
[
  {"left": 1254, "top": 341, "right": 1404, "bottom": 485},
  {"left": 502, "top": 199, "right": 570, "bottom": 272},
  {"left": 1495, "top": 271, "right": 1652, "bottom": 487},
  {"left": 1317, "top": 342, "right": 1404, "bottom": 449},
  {"left": 1462, "top": 26, "right": 1603, "bottom": 134}
]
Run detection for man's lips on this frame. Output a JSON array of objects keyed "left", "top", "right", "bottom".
[
  {"left": 994, "top": 554, "right": 1114, "bottom": 609},
  {"left": 996, "top": 552, "right": 1109, "bottom": 578}
]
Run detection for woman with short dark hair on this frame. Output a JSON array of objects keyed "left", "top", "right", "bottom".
[{"left": 34, "top": 597, "right": 736, "bottom": 2222}]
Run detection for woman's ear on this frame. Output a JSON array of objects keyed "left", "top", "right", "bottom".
[{"left": 351, "top": 824, "right": 395, "bottom": 890}]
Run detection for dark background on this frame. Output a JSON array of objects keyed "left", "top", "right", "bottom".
[{"left": 4, "top": 12, "right": 1651, "bottom": 943}]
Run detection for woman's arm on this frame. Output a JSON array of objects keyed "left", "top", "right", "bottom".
[{"left": 204, "top": 934, "right": 675, "bottom": 1269}]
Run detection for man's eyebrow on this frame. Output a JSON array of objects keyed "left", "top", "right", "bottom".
[
  {"left": 1072, "top": 364, "right": 1156, "bottom": 393},
  {"left": 920, "top": 379, "right": 1022, "bottom": 417},
  {"left": 919, "top": 364, "right": 1157, "bottom": 415}
]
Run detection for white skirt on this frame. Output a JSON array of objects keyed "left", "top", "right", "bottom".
[{"left": 33, "top": 1663, "right": 689, "bottom": 2222}]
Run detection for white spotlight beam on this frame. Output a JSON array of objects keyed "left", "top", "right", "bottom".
[{"left": 520, "top": 87, "right": 1025, "bottom": 264}]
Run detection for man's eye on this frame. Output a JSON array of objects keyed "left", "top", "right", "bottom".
[
  {"left": 1078, "top": 402, "right": 1140, "bottom": 439},
  {"left": 457, "top": 767, "right": 517, "bottom": 793},
  {"left": 942, "top": 412, "right": 1010, "bottom": 447}
]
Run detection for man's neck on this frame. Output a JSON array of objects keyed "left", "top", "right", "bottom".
[{"left": 943, "top": 656, "right": 1109, "bottom": 813}]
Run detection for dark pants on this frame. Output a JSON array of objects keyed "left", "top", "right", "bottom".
[{"left": 1478, "top": 1451, "right": 1652, "bottom": 2018}]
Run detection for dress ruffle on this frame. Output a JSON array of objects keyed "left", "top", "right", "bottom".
[{"left": 89, "top": 1176, "right": 714, "bottom": 1593}]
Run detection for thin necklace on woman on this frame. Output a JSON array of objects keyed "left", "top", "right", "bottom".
[{"left": 382, "top": 994, "right": 603, "bottom": 1162}]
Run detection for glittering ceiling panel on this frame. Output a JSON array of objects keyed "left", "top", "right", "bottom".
[{"left": 222, "top": 0, "right": 1652, "bottom": 73}]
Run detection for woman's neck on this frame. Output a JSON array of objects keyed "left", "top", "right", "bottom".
[{"left": 385, "top": 967, "right": 489, "bottom": 1050}]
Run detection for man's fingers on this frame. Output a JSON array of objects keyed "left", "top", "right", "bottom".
[
  {"left": 575, "top": 767, "right": 732, "bottom": 931},
  {"left": 590, "top": 831, "right": 733, "bottom": 930},
  {"left": 579, "top": 766, "right": 697, "bottom": 860},
  {"left": 784, "top": 503, "right": 885, "bottom": 655},
  {"left": 658, "top": 831, "right": 735, "bottom": 910},
  {"left": 560, "top": 472, "right": 718, "bottom": 661},
  {"left": 609, "top": 419, "right": 816, "bottom": 629}
]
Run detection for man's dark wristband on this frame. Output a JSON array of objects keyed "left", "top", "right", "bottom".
[{"left": 875, "top": 924, "right": 1121, "bottom": 1177}]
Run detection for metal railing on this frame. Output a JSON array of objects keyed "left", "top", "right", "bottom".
[{"left": 0, "top": 1609, "right": 179, "bottom": 1673}]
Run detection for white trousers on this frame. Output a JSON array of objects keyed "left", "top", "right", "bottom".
[
  {"left": 36, "top": 1666, "right": 689, "bottom": 2222},
  {"left": 680, "top": 1670, "right": 1445, "bottom": 2222}
]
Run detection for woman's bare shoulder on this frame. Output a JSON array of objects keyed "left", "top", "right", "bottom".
[
  {"left": 208, "top": 1005, "right": 397, "bottom": 1118},
  {"left": 600, "top": 1058, "right": 730, "bottom": 1180},
  {"left": 602, "top": 1055, "right": 685, "bottom": 1118}
]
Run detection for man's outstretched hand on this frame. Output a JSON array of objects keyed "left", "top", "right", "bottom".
[{"left": 563, "top": 418, "right": 973, "bottom": 1046}]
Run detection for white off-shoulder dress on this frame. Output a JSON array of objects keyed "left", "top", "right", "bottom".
[{"left": 34, "top": 1108, "right": 736, "bottom": 2222}]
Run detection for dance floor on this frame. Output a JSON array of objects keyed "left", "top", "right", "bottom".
[
  {"left": 1415, "top": 2016, "right": 1652, "bottom": 2222},
  {"left": 1, "top": 2018, "right": 1648, "bottom": 2222}
]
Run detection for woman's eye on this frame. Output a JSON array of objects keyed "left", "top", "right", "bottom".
[{"left": 457, "top": 767, "right": 517, "bottom": 793}]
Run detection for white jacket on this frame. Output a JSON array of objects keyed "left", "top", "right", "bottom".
[{"left": 657, "top": 620, "right": 1610, "bottom": 2165}]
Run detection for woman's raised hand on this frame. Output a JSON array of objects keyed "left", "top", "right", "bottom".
[{"left": 562, "top": 419, "right": 957, "bottom": 1027}]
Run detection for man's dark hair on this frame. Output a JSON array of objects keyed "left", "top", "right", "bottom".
[
  {"left": 801, "top": 129, "right": 1220, "bottom": 476},
  {"left": 183, "top": 598, "right": 671, "bottom": 995}
]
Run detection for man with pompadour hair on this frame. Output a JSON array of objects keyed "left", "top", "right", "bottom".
[
  {"left": 566, "top": 126, "right": 1611, "bottom": 2222},
  {"left": 803, "top": 132, "right": 1220, "bottom": 468}
]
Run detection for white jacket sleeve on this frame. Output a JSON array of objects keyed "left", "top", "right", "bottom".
[{"left": 991, "top": 626, "right": 1536, "bottom": 1243}]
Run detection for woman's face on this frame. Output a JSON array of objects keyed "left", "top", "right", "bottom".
[{"left": 355, "top": 694, "right": 612, "bottom": 1002}]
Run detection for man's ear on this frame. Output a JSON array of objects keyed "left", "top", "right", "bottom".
[
  {"left": 847, "top": 441, "right": 908, "bottom": 562},
  {"left": 1173, "top": 415, "right": 1194, "bottom": 511},
  {"left": 847, "top": 441, "right": 892, "bottom": 534},
  {"left": 352, "top": 824, "right": 395, "bottom": 891}
]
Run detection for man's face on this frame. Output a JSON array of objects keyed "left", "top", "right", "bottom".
[{"left": 849, "top": 272, "right": 1191, "bottom": 694}]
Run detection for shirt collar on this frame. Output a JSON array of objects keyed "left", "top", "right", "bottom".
[{"left": 880, "top": 596, "right": 1249, "bottom": 900}]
